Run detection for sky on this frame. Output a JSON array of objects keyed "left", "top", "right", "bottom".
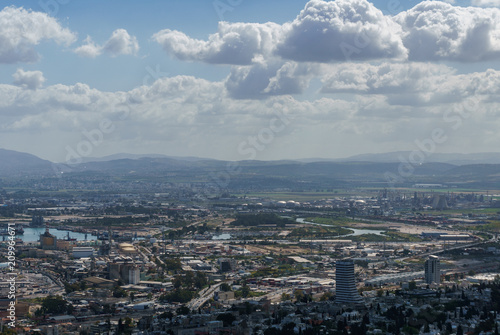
[{"left": 1, "top": 0, "right": 500, "bottom": 163}]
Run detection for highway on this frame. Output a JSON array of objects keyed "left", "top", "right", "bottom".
[
  {"left": 254, "top": 287, "right": 294, "bottom": 304},
  {"left": 186, "top": 282, "right": 225, "bottom": 310}
]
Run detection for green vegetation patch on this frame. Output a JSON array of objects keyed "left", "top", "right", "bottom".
[
  {"left": 288, "top": 226, "right": 353, "bottom": 238},
  {"left": 304, "top": 216, "right": 357, "bottom": 226},
  {"left": 350, "top": 231, "right": 423, "bottom": 242},
  {"left": 238, "top": 191, "right": 348, "bottom": 201},
  {"left": 467, "top": 220, "right": 500, "bottom": 233},
  {"left": 230, "top": 213, "right": 295, "bottom": 227}
]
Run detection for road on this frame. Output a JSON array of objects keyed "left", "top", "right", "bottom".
[
  {"left": 186, "top": 282, "right": 225, "bottom": 310},
  {"left": 399, "top": 239, "right": 493, "bottom": 263},
  {"left": 255, "top": 288, "right": 294, "bottom": 304},
  {"left": 137, "top": 246, "right": 152, "bottom": 264}
]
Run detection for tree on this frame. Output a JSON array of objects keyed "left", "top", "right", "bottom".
[
  {"left": 164, "top": 258, "right": 182, "bottom": 272},
  {"left": 337, "top": 319, "right": 345, "bottom": 331},
  {"left": 179, "top": 271, "right": 193, "bottom": 288},
  {"left": 117, "top": 318, "right": 124, "bottom": 334},
  {"left": 103, "top": 304, "right": 113, "bottom": 314},
  {"left": 37, "top": 295, "right": 72, "bottom": 315},
  {"left": 220, "top": 283, "right": 231, "bottom": 292},
  {"left": 217, "top": 313, "right": 236, "bottom": 327},
  {"left": 294, "top": 290, "right": 305, "bottom": 302},
  {"left": 282, "top": 322, "right": 296, "bottom": 334},
  {"left": 176, "top": 306, "right": 190, "bottom": 315},
  {"left": 173, "top": 277, "right": 182, "bottom": 289},
  {"left": 281, "top": 293, "right": 291, "bottom": 301},
  {"left": 194, "top": 272, "right": 207, "bottom": 289},
  {"left": 241, "top": 285, "right": 250, "bottom": 298},
  {"left": 320, "top": 291, "right": 333, "bottom": 301},
  {"left": 159, "top": 289, "right": 194, "bottom": 303},
  {"left": 408, "top": 281, "right": 417, "bottom": 290},
  {"left": 446, "top": 322, "right": 452, "bottom": 334},
  {"left": 116, "top": 317, "right": 133, "bottom": 335},
  {"left": 113, "top": 286, "right": 128, "bottom": 298}
]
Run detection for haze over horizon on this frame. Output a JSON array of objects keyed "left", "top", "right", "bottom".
[{"left": 1, "top": 0, "right": 500, "bottom": 163}]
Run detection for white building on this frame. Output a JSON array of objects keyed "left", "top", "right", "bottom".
[
  {"left": 128, "top": 266, "right": 140, "bottom": 285},
  {"left": 335, "top": 259, "right": 363, "bottom": 304},
  {"left": 424, "top": 255, "right": 440, "bottom": 284},
  {"left": 72, "top": 247, "right": 94, "bottom": 259}
]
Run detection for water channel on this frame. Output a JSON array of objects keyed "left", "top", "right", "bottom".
[
  {"left": 2, "top": 227, "right": 97, "bottom": 243},
  {"left": 296, "top": 218, "right": 386, "bottom": 237}
]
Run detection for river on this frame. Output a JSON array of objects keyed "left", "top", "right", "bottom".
[
  {"left": 296, "top": 218, "right": 386, "bottom": 237},
  {"left": 2, "top": 227, "right": 97, "bottom": 243}
]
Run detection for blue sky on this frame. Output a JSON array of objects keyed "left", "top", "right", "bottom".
[
  {"left": 0, "top": 0, "right": 419, "bottom": 92},
  {"left": 1, "top": 0, "right": 500, "bottom": 163},
  {"left": 3, "top": 0, "right": 316, "bottom": 91}
]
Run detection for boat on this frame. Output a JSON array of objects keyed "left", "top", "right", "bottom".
[
  {"left": 0, "top": 225, "right": 24, "bottom": 235},
  {"left": 66, "top": 232, "right": 77, "bottom": 241}
]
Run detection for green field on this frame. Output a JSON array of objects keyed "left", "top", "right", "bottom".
[
  {"left": 239, "top": 187, "right": 499, "bottom": 202},
  {"left": 466, "top": 220, "right": 500, "bottom": 233},
  {"left": 303, "top": 217, "right": 357, "bottom": 226},
  {"left": 349, "top": 231, "right": 424, "bottom": 242},
  {"left": 405, "top": 208, "right": 500, "bottom": 216},
  {"left": 240, "top": 190, "right": 369, "bottom": 201},
  {"left": 289, "top": 225, "right": 353, "bottom": 238}
]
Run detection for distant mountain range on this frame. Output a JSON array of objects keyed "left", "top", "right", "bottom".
[
  {"left": 1, "top": 148, "right": 500, "bottom": 188},
  {"left": 334, "top": 151, "right": 500, "bottom": 165},
  {"left": 0, "top": 148, "right": 54, "bottom": 175},
  {"left": 73, "top": 150, "right": 500, "bottom": 166},
  {"left": 78, "top": 153, "right": 209, "bottom": 163}
]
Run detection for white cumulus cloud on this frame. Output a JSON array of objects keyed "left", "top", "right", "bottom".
[
  {"left": 321, "top": 62, "right": 455, "bottom": 94},
  {"left": 471, "top": 0, "right": 500, "bottom": 7},
  {"left": 395, "top": 1, "right": 500, "bottom": 62},
  {"left": 0, "top": 6, "right": 76, "bottom": 63},
  {"left": 75, "top": 29, "right": 139, "bottom": 58},
  {"left": 277, "top": 0, "right": 407, "bottom": 62},
  {"left": 226, "top": 61, "right": 319, "bottom": 99},
  {"left": 12, "top": 68, "right": 46, "bottom": 90},
  {"left": 153, "top": 0, "right": 407, "bottom": 64},
  {"left": 153, "top": 22, "right": 281, "bottom": 65},
  {"left": 321, "top": 62, "right": 500, "bottom": 107},
  {"left": 73, "top": 36, "right": 101, "bottom": 58},
  {"left": 103, "top": 29, "right": 139, "bottom": 56},
  {"left": 1, "top": 71, "right": 500, "bottom": 161}
]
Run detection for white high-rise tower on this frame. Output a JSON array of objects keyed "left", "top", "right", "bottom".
[
  {"left": 425, "top": 255, "right": 440, "bottom": 284},
  {"left": 335, "top": 259, "right": 363, "bottom": 304}
]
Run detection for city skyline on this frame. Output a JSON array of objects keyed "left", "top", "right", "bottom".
[{"left": 0, "top": 0, "right": 500, "bottom": 163}]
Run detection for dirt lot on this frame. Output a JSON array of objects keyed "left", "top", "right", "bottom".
[
  {"left": 348, "top": 221, "right": 465, "bottom": 235},
  {"left": 244, "top": 244, "right": 313, "bottom": 255}
]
